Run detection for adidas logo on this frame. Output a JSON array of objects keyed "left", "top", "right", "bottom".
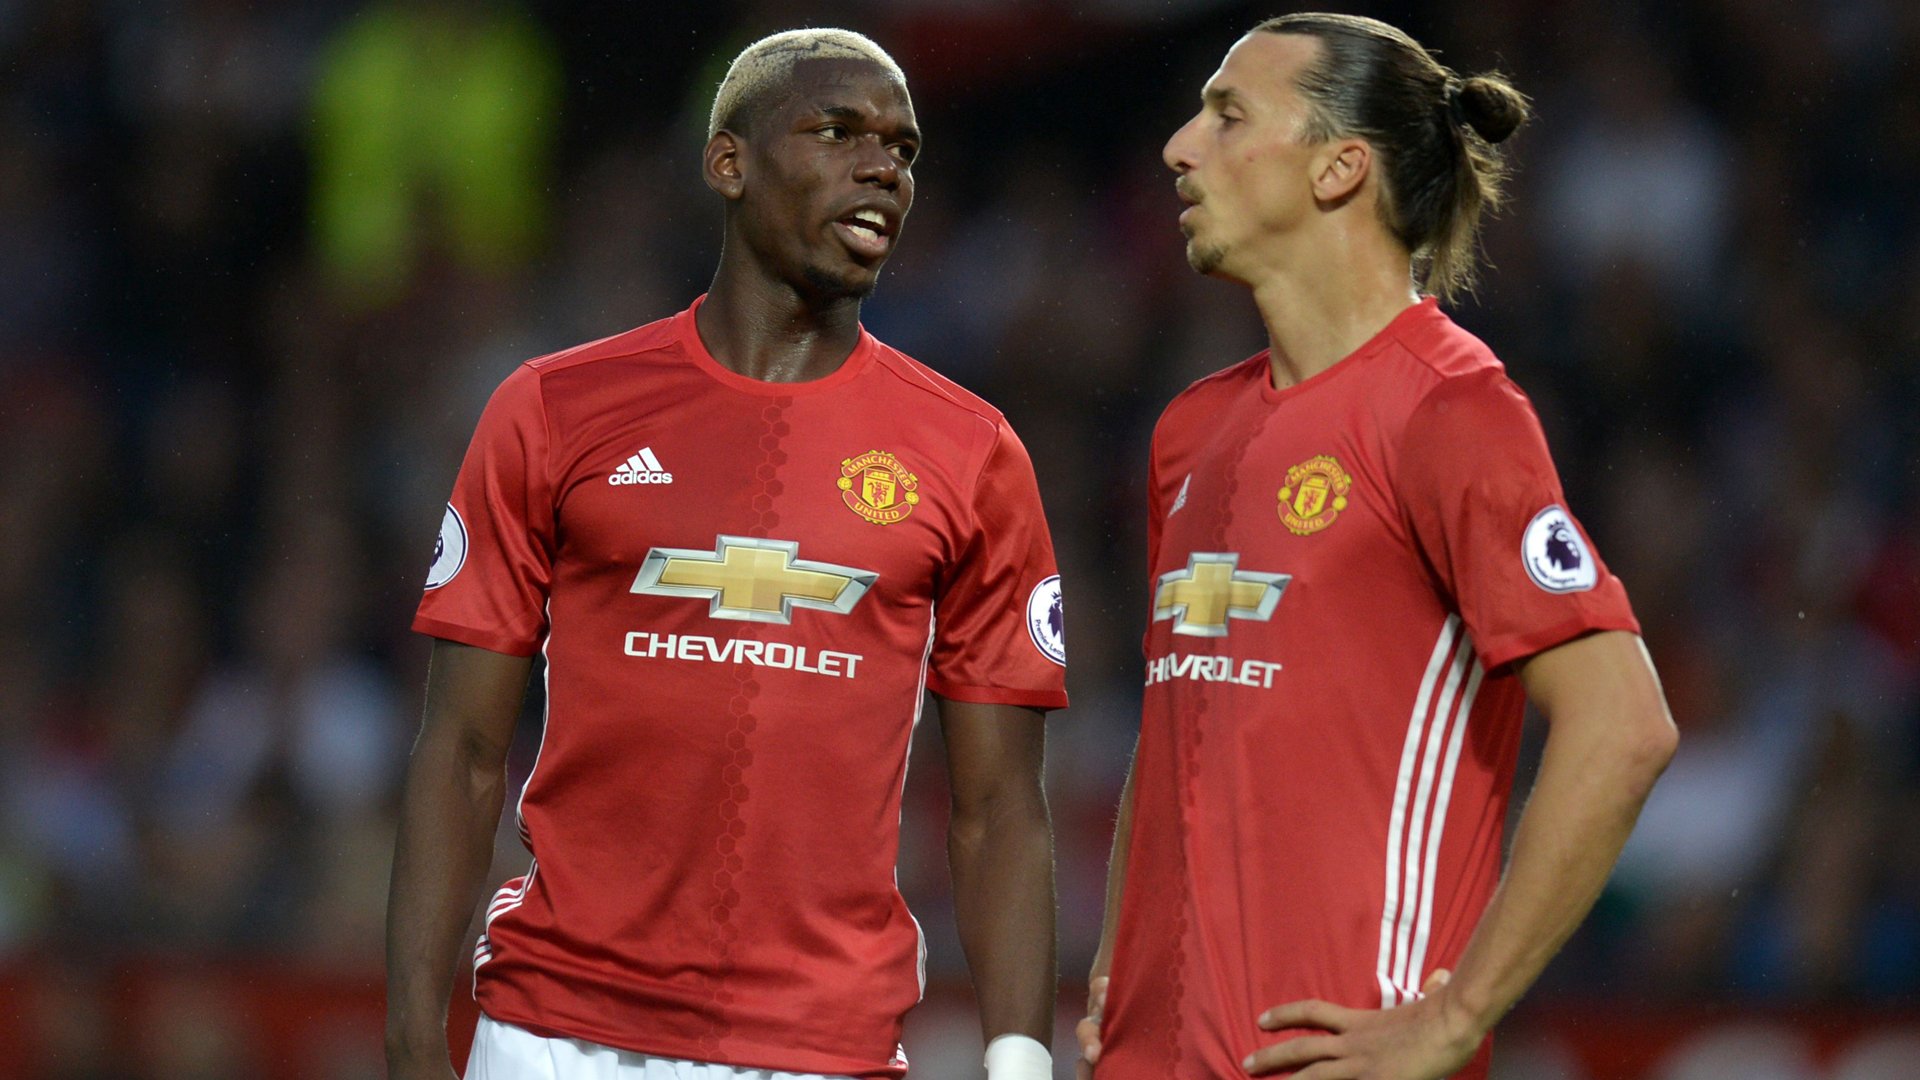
[
  {"left": 609, "top": 447, "right": 673, "bottom": 485},
  {"left": 1168, "top": 473, "right": 1190, "bottom": 517}
]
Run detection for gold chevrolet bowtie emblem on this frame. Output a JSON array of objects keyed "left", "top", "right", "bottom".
[
  {"left": 1153, "top": 553, "right": 1289, "bottom": 637},
  {"left": 631, "top": 536, "right": 876, "bottom": 624}
]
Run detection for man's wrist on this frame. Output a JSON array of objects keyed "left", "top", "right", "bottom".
[
  {"left": 1433, "top": 978, "right": 1497, "bottom": 1049},
  {"left": 984, "top": 1033, "right": 1052, "bottom": 1080}
]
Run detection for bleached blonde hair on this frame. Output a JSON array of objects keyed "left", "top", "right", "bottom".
[{"left": 708, "top": 28, "right": 907, "bottom": 140}]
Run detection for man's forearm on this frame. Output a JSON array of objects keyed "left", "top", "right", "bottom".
[
  {"left": 1440, "top": 703, "right": 1674, "bottom": 1035},
  {"left": 1089, "top": 747, "right": 1138, "bottom": 981},
  {"left": 949, "top": 796, "right": 1057, "bottom": 1044},
  {"left": 385, "top": 732, "right": 509, "bottom": 1063}
]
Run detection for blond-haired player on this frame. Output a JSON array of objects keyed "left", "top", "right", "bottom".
[{"left": 387, "top": 29, "right": 1062, "bottom": 1080}]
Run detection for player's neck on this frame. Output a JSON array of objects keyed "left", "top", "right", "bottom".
[
  {"left": 697, "top": 263, "right": 865, "bottom": 384},
  {"left": 1250, "top": 227, "right": 1419, "bottom": 391}
]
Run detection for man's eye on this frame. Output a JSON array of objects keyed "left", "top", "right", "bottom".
[
  {"left": 820, "top": 124, "right": 848, "bottom": 140},
  {"left": 1220, "top": 113, "right": 1242, "bottom": 127},
  {"left": 891, "top": 144, "right": 917, "bottom": 163}
]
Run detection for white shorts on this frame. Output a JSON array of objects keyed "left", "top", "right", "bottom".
[{"left": 465, "top": 1014, "right": 855, "bottom": 1080}]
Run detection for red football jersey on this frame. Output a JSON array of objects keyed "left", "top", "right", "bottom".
[
  {"left": 1098, "top": 300, "right": 1638, "bottom": 1079},
  {"left": 414, "top": 297, "right": 1067, "bottom": 1078}
]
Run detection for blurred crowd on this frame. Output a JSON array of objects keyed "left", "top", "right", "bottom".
[{"left": 2, "top": 0, "right": 1917, "bottom": 1072}]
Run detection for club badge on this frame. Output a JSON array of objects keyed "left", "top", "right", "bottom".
[
  {"left": 1278, "top": 455, "right": 1352, "bottom": 535},
  {"left": 838, "top": 450, "right": 919, "bottom": 525}
]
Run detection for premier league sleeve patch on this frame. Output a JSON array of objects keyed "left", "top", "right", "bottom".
[
  {"left": 1026, "top": 574, "right": 1066, "bottom": 665},
  {"left": 1522, "top": 505, "right": 1597, "bottom": 593},
  {"left": 426, "top": 503, "right": 468, "bottom": 590}
]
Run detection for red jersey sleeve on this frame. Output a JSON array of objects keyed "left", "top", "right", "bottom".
[
  {"left": 1398, "top": 368, "right": 1640, "bottom": 672},
  {"left": 413, "top": 363, "right": 556, "bottom": 656},
  {"left": 925, "top": 420, "right": 1070, "bottom": 710}
]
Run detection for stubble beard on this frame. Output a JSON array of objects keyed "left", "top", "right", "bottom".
[
  {"left": 802, "top": 263, "right": 879, "bottom": 301},
  {"left": 1186, "top": 238, "right": 1226, "bottom": 276}
]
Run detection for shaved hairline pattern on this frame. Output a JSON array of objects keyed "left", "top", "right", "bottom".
[{"left": 708, "top": 28, "right": 907, "bottom": 140}]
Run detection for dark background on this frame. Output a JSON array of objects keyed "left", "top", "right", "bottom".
[{"left": 2, "top": 1, "right": 1916, "bottom": 1077}]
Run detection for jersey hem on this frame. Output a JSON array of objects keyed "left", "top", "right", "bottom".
[
  {"left": 412, "top": 614, "right": 540, "bottom": 657},
  {"left": 1476, "top": 611, "right": 1641, "bottom": 672},
  {"left": 474, "top": 1003, "right": 902, "bottom": 1079},
  {"left": 924, "top": 679, "right": 1068, "bottom": 711}
]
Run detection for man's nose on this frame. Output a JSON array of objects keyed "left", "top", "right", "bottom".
[
  {"left": 853, "top": 137, "right": 901, "bottom": 188},
  {"left": 1164, "top": 114, "right": 1202, "bottom": 173}
]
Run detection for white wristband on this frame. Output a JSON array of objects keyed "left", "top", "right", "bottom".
[{"left": 984, "top": 1033, "right": 1052, "bottom": 1080}]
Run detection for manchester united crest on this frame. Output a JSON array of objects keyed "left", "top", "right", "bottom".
[
  {"left": 838, "top": 450, "right": 920, "bottom": 525},
  {"left": 1278, "top": 455, "right": 1352, "bottom": 535}
]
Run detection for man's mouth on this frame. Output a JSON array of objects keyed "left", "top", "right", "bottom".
[
  {"left": 834, "top": 208, "right": 894, "bottom": 259},
  {"left": 1174, "top": 181, "right": 1202, "bottom": 233}
]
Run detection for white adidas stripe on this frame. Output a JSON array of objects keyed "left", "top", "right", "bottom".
[
  {"left": 474, "top": 859, "right": 538, "bottom": 974},
  {"left": 638, "top": 446, "right": 664, "bottom": 472},
  {"left": 1406, "top": 658, "right": 1484, "bottom": 992},
  {"left": 1390, "top": 632, "right": 1473, "bottom": 999},
  {"left": 1376, "top": 615, "right": 1464, "bottom": 1007}
]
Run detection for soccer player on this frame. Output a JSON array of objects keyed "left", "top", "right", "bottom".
[
  {"left": 386, "top": 30, "right": 1066, "bottom": 1080},
  {"left": 1075, "top": 14, "right": 1677, "bottom": 1080}
]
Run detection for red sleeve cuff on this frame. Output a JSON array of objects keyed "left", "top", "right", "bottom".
[
  {"left": 1475, "top": 612, "right": 1642, "bottom": 673},
  {"left": 412, "top": 613, "right": 542, "bottom": 657},
  {"left": 924, "top": 676, "right": 1068, "bottom": 712}
]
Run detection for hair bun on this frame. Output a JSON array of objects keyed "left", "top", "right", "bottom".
[{"left": 1456, "top": 74, "right": 1530, "bottom": 144}]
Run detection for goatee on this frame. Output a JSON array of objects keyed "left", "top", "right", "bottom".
[
  {"left": 803, "top": 264, "right": 878, "bottom": 301},
  {"left": 1187, "top": 240, "right": 1225, "bottom": 275}
]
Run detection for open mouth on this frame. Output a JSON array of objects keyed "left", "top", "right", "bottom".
[{"left": 834, "top": 208, "right": 894, "bottom": 259}]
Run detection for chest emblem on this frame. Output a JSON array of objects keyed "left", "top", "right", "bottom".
[
  {"left": 1278, "top": 454, "right": 1352, "bottom": 535},
  {"left": 1153, "top": 552, "right": 1290, "bottom": 637},
  {"left": 838, "top": 450, "right": 920, "bottom": 525},
  {"left": 630, "top": 535, "right": 876, "bottom": 623}
]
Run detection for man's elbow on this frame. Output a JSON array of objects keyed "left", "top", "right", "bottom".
[
  {"left": 1618, "top": 696, "right": 1678, "bottom": 793},
  {"left": 948, "top": 787, "right": 1052, "bottom": 850}
]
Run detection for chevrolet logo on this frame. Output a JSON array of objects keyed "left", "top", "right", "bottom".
[
  {"left": 1153, "top": 552, "right": 1289, "bottom": 637},
  {"left": 631, "top": 535, "right": 877, "bottom": 624}
]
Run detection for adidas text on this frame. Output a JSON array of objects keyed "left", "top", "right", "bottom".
[{"left": 610, "top": 448, "right": 673, "bottom": 485}]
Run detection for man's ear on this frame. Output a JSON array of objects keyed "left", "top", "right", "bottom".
[
  {"left": 1311, "top": 137, "right": 1371, "bottom": 206},
  {"left": 704, "top": 130, "right": 746, "bottom": 200}
]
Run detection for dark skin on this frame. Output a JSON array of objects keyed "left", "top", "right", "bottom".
[
  {"left": 386, "top": 641, "right": 528, "bottom": 1080},
  {"left": 386, "top": 58, "right": 1055, "bottom": 1080},
  {"left": 696, "top": 57, "right": 921, "bottom": 383}
]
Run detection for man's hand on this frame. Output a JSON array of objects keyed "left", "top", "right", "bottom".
[
  {"left": 1242, "top": 970, "right": 1481, "bottom": 1079},
  {"left": 1074, "top": 974, "right": 1110, "bottom": 1078}
]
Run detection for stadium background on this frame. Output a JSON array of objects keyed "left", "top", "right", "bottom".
[{"left": 2, "top": 0, "right": 1917, "bottom": 1076}]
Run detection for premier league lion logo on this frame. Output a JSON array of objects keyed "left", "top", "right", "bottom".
[
  {"left": 1523, "top": 506, "right": 1596, "bottom": 593},
  {"left": 426, "top": 503, "right": 468, "bottom": 590},
  {"left": 1544, "top": 522, "right": 1582, "bottom": 573},
  {"left": 1027, "top": 575, "right": 1066, "bottom": 665}
]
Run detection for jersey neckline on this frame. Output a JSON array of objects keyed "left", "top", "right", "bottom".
[
  {"left": 1258, "top": 296, "right": 1442, "bottom": 404},
  {"left": 676, "top": 294, "right": 880, "bottom": 397}
]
